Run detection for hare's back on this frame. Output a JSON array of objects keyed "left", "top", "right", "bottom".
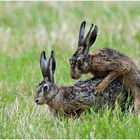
[
  {"left": 63, "top": 77, "right": 129, "bottom": 111},
  {"left": 93, "top": 48, "right": 133, "bottom": 62}
]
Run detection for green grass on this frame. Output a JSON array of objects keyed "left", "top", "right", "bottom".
[{"left": 0, "top": 1, "right": 140, "bottom": 139}]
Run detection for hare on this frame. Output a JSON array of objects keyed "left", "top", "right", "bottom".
[
  {"left": 34, "top": 50, "right": 129, "bottom": 117},
  {"left": 69, "top": 21, "right": 140, "bottom": 112}
]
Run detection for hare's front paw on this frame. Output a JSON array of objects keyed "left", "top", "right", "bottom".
[{"left": 95, "top": 82, "right": 107, "bottom": 94}]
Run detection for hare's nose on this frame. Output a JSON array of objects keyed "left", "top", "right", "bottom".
[
  {"left": 35, "top": 99, "right": 39, "bottom": 104},
  {"left": 71, "top": 75, "right": 75, "bottom": 79}
]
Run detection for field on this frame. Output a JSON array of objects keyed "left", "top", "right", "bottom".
[{"left": 0, "top": 1, "right": 140, "bottom": 138}]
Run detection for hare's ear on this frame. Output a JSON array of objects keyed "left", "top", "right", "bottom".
[
  {"left": 83, "top": 23, "right": 93, "bottom": 47},
  {"left": 78, "top": 21, "right": 86, "bottom": 46},
  {"left": 84, "top": 25, "right": 98, "bottom": 54},
  {"left": 48, "top": 51, "right": 56, "bottom": 83},
  {"left": 40, "top": 51, "right": 48, "bottom": 77},
  {"left": 50, "top": 50, "right": 56, "bottom": 75},
  {"left": 89, "top": 25, "right": 98, "bottom": 47}
]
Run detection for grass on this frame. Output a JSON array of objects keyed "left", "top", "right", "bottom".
[{"left": 0, "top": 1, "right": 140, "bottom": 139}]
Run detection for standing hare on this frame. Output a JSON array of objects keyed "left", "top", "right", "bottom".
[
  {"left": 34, "top": 50, "right": 129, "bottom": 117},
  {"left": 69, "top": 21, "right": 140, "bottom": 112}
]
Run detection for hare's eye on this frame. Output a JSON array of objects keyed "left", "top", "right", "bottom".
[{"left": 43, "top": 84, "right": 49, "bottom": 91}]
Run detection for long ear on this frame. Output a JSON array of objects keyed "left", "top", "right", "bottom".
[
  {"left": 50, "top": 50, "right": 56, "bottom": 75},
  {"left": 89, "top": 25, "right": 98, "bottom": 47},
  {"left": 40, "top": 51, "right": 48, "bottom": 77},
  {"left": 78, "top": 21, "right": 86, "bottom": 46},
  {"left": 83, "top": 23, "right": 93, "bottom": 47},
  {"left": 84, "top": 25, "right": 98, "bottom": 54},
  {"left": 47, "top": 51, "right": 56, "bottom": 83}
]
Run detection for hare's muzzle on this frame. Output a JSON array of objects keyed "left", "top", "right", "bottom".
[
  {"left": 71, "top": 72, "right": 82, "bottom": 79},
  {"left": 35, "top": 99, "right": 39, "bottom": 104},
  {"left": 71, "top": 75, "right": 76, "bottom": 79},
  {"left": 34, "top": 98, "right": 43, "bottom": 105}
]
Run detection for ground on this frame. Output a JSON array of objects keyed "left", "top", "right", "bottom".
[{"left": 0, "top": 1, "right": 140, "bottom": 138}]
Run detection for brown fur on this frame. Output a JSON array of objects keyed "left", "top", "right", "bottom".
[
  {"left": 69, "top": 21, "right": 140, "bottom": 113},
  {"left": 91, "top": 48, "right": 140, "bottom": 112},
  {"left": 34, "top": 76, "right": 130, "bottom": 117},
  {"left": 34, "top": 50, "right": 131, "bottom": 117}
]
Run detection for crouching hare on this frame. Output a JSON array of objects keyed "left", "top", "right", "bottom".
[
  {"left": 34, "top": 50, "right": 129, "bottom": 117},
  {"left": 69, "top": 21, "right": 140, "bottom": 112}
]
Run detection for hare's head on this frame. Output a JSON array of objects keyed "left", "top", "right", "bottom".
[
  {"left": 34, "top": 51, "right": 57, "bottom": 105},
  {"left": 69, "top": 21, "right": 98, "bottom": 79}
]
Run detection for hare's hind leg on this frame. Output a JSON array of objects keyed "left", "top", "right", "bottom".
[
  {"left": 95, "top": 71, "right": 118, "bottom": 94},
  {"left": 124, "top": 75, "right": 140, "bottom": 113}
]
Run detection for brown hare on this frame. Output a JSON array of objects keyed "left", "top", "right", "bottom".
[
  {"left": 34, "top": 50, "right": 129, "bottom": 117},
  {"left": 69, "top": 21, "right": 140, "bottom": 112}
]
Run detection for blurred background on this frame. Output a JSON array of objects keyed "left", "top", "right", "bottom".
[{"left": 0, "top": 2, "right": 140, "bottom": 138}]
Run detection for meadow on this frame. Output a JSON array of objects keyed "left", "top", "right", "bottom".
[{"left": 0, "top": 1, "right": 140, "bottom": 138}]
